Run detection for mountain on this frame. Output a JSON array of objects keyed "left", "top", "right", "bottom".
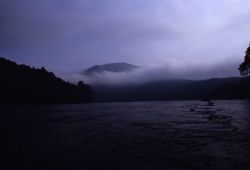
[
  {"left": 0, "top": 57, "right": 93, "bottom": 104},
  {"left": 92, "top": 77, "right": 250, "bottom": 102},
  {"left": 83, "top": 62, "right": 139, "bottom": 75}
]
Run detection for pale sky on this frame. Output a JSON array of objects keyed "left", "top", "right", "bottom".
[{"left": 1, "top": 0, "right": 250, "bottom": 77}]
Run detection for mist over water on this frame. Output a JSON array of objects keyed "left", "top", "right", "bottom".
[{"left": 1, "top": 1, "right": 250, "bottom": 169}]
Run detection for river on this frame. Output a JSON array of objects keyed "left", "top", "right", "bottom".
[{"left": 1, "top": 100, "right": 250, "bottom": 169}]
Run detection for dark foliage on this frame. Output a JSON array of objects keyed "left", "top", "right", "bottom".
[
  {"left": 0, "top": 57, "right": 93, "bottom": 104},
  {"left": 239, "top": 46, "right": 250, "bottom": 76}
]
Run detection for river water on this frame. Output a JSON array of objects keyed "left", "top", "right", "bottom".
[{"left": 1, "top": 100, "right": 250, "bottom": 169}]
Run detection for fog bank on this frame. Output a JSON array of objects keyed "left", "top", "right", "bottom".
[{"left": 58, "top": 60, "right": 240, "bottom": 85}]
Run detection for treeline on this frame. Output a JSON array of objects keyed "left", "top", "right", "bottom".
[
  {"left": 93, "top": 77, "right": 250, "bottom": 102},
  {"left": 0, "top": 57, "right": 93, "bottom": 104}
]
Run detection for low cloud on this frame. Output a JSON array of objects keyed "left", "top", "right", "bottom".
[{"left": 59, "top": 59, "right": 241, "bottom": 85}]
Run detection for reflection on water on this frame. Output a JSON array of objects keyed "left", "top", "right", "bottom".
[{"left": 1, "top": 100, "right": 250, "bottom": 169}]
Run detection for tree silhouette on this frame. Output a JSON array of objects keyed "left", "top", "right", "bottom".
[
  {"left": 77, "top": 81, "right": 85, "bottom": 86},
  {"left": 239, "top": 45, "right": 250, "bottom": 76},
  {"left": 0, "top": 57, "right": 93, "bottom": 104}
]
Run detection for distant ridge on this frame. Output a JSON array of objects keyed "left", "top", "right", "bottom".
[
  {"left": 83, "top": 62, "right": 139, "bottom": 75},
  {"left": 92, "top": 77, "right": 250, "bottom": 102}
]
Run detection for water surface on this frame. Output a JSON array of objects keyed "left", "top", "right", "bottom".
[{"left": 1, "top": 100, "right": 250, "bottom": 169}]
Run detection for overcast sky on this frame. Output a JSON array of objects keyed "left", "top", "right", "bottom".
[{"left": 1, "top": 0, "right": 250, "bottom": 77}]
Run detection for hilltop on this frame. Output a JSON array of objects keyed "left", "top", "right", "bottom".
[{"left": 83, "top": 62, "right": 139, "bottom": 75}]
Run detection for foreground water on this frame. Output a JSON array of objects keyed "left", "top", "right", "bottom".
[{"left": 1, "top": 100, "right": 250, "bottom": 169}]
